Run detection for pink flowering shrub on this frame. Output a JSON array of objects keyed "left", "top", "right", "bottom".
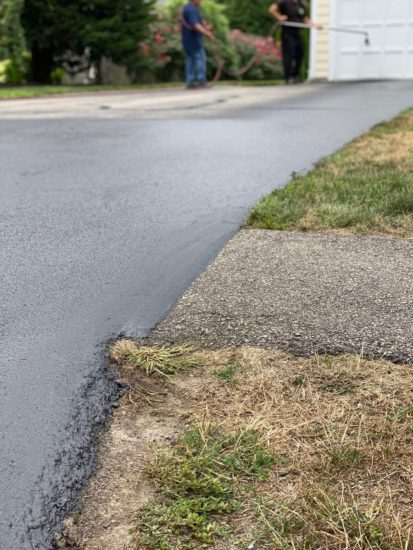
[
  {"left": 229, "top": 29, "right": 283, "bottom": 80},
  {"left": 134, "top": 15, "right": 184, "bottom": 82}
]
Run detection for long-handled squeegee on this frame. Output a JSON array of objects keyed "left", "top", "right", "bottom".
[
  {"left": 205, "top": 21, "right": 371, "bottom": 85},
  {"left": 279, "top": 21, "right": 371, "bottom": 46}
]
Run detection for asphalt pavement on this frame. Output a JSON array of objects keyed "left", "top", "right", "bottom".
[{"left": 1, "top": 81, "right": 412, "bottom": 549}]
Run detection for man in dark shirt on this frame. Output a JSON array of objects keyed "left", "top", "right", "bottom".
[
  {"left": 181, "top": 0, "right": 214, "bottom": 89},
  {"left": 269, "top": 1, "right": 321, "bottom": 84}
]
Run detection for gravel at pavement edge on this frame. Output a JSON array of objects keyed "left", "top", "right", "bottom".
[{"left": 150, "top": 230, "right": 413, "bottom": 364}]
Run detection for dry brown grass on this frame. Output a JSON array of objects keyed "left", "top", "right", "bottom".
[
  {"left": 186, "top": 348, "right": 413, "bottom": 548},
  {"left": 83, "top": 343, "right": 413, "bottom": 549},
  {"left": 340, "top": 110, "right": 413, "bottom": 172},
  {"left": 350, "top": 131, "right": 413, "bottom": 169}
]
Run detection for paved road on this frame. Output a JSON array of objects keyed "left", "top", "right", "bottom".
[{"left": 1, "top": 81, "right": 412, "bottom": 549}]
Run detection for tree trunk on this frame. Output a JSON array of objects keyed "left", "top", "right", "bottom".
[
  {"left": 31, "top": 41, "right": 54, "bottom": 83},
  {"left": 95, "top": 57, "right": 103, "bottom": 85}
]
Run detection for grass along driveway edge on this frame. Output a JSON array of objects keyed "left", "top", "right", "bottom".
[
  {"left": 0, "top": 80, "right": 283, "bottom": 100},
  {"left": 247, "top": 108, "right": 413, "bottom": 238}
]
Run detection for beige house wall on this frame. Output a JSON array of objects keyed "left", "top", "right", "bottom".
[{"left": 312, "top": 0, "right": 332, "bottom": 79}]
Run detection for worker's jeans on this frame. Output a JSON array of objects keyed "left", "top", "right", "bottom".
[{"left": 185, "top": 48, "right": 207, "bottom": 86}]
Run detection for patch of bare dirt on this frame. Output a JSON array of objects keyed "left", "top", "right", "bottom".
[{"left": 55, "top": 365, "right": 195, "bottom": 549}]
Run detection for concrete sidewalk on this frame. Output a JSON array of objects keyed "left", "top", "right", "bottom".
[
  {"left": 151, "top": 229, "right": 413, "bottom": 364},
  {"left": 0, "top": 83, "right": 316, "bottom": 120}
]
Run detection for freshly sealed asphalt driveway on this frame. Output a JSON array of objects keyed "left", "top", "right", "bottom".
[{"left": 1, "top": 81, "right": 412, "bottom": 549}]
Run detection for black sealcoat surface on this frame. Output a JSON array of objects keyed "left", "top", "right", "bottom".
[{"left": 1, "top": 81, "right": 412, "bottom": 548}]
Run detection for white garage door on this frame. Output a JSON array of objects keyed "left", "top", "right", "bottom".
[{"left": 330, "top": 0, "right": 413, "bottom": 80}]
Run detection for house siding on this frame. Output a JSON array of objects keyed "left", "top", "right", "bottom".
[{"left": 312, "top": 0, "right": 332, "bottom": 79}]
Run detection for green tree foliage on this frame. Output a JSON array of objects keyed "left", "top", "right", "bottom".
[
  {"left": 80, "top": 0, "right": 155, "bottom": 72},
  {"left": 21, "top": 0, "right": 155, "bottom": 83},
  {"left": 0, "top": 0, "right": 27, "bottom": 82},
  {"left": 217, "top": 0, "right": 275, "bottom": 35},
  {"left": 21, "top": 0, "right": 80, "bottom": 82}
]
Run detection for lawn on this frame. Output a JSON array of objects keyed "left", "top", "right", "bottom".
[
  {"left": 62, "top": 340, "right": 413, "bottom": 550},
  {"left": 247, "top": 109, "right": 413, "bottom": 238},
  {"left": 0, "top": 80, "right": 283, "bottom": 100},
  {"left": 0, "top": 83, "right": 183, "bottom": 99}
]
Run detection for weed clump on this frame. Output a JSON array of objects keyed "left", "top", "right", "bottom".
[
  {"left": 110, "top": 339, "right": 201, "bottom": 376},
  {"left": 132, "top": 422, "right": 277, "bottom": 548}
]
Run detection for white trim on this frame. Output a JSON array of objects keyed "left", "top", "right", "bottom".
[
  {"left": 328, "top": 0, "right": 338, "bottom": 80},
  {"left": 309, "top": 0, "right": 318, "bottom": 79}
]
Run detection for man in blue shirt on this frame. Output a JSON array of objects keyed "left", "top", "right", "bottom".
[{"left": 181, "top": 0, "right": 214, "bottom": 88}]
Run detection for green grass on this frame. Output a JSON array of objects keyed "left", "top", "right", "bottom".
[
  {"left": 221, "top": 79, "right": 283, "bottom": 87},
  {"left": 0, "top": 79, "right": 283, "bottom": 100},
  {"left": 214, "top": 361, "right": 244, "bottom": 384},
  {"left": 326, "top": 446, "right": 365, "bottom": 470},
  {"left": 247, "top": 109, "right": 413, "bottom": 237},
  {"left": 0, "top": 82, "right": 185, "bottom": 100},
  {"left": 132, "top": 423, "right": 277, "bottom": 549}
]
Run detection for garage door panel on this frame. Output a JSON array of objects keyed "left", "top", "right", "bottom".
[
  {"left": 383, "top": 52, "right": 407, "bottom": 78},
  {"left": 359, "top": 0, "right": 383, "bottom": 22},
  {"left": 408, "top": 23, "right": 413, "bottom": 45},
  {"left": 339, "top": 0, "right": 360, "bottom": 23},
  {"left": 336, "top": 53, "right": 358, "bottom": 79},
  {"left": 365, "top": 26, "right": 385, "bottom": 49},
  {"left": 331, "top": 0, "right": 412, "bottom": 80},
  {"left": 360, "top": 52, "right": 383, "bottom": 79},
  {"left": 387, "top": 0, "right": 408, "bottom": 20},
  {"left": 385, "top": 25, "right": 407, "bottom": 50},
  {"left": 407, "top": 52, "right": 413, "bottom": 76}
]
